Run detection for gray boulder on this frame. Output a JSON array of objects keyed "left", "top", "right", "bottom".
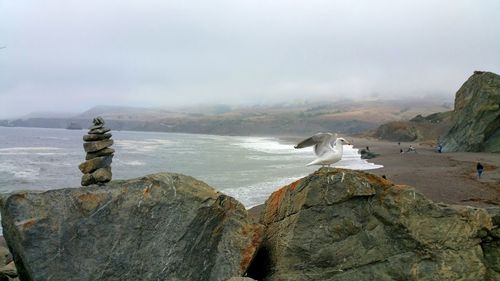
[
  {"left": 85, "top": 147, "right": 115, "bottom": 160},
  {"left": 83, "top": 133, "right": 112, "bottom": 142},
  {"left": 248, "top": 168, "right": 497, "bottom": 281},
  {"left": 0, "top": 262, "right": 16, "bottom": 279},
  {"left": 0, "top": 239, "right": 16, "bottom": 281},
  {"left": 81, "top": 167, "right": 112, "bottom": 186},
  {"left": 0, "top": 172, "right": 263, "bottom": 281},
  {"left": 88, "top": 127, "right": 111, "bottom": 135},
  {"left": 442, "top": 71, "right": 500, "bottom": 153},
  {"left": 78, "top": 155, "right": 113, "bottom": 174},
  {"left": 83, "top": 139, "right": 113, "bottom": 153}
]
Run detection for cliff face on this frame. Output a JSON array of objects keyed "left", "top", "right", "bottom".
[
  {"left": 248, "top": 168, "right": 499, "bottom": 281},
  {"left": 442, "top": 71, "right": 500, "bottom": 152},
  {"left": 0, "top": 173, "right": 262, "bottom": 281},
  {"left": 1, "top": 170, "right": 499, "bottom": 281}
]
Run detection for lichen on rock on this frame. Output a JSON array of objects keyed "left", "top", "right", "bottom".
[
  {"left": 0, "top": 172, "right": 262, "bottom": 281},
  {"left": 248, "top": 168, "right": 498, "bottom": 281}
]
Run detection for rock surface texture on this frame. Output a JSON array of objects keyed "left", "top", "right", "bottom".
[
  {"left": 248, "top": 168, "right": 499, "bottom": 281},
  {"left": 0, "top": 239, "right": 17, "bottom": 281},
  {"left": 0, "top": 173, "right": 262, "bottom": 281},
  {"left": 442, "top": 71, "right": 500, "bottom": 153},
  {"left": 79, "top": 117, "right": 114, "bottom": 186}
]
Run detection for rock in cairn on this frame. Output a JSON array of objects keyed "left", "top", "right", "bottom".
[{"left": 79, "top": 117, "right": 114, "bottom": 186}]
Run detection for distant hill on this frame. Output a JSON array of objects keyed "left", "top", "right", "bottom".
[
  {"left": 20, "top": 111, "right": 77, "bottom": 119},
  {"left": 441, "top": 71, "right": 500, "bottom": 153},
  {"left": 75, "top": 106, "right": 184, "bottom": 121},
  {"left": 0, "top": 98, "right": 452, "bottom": 136},
  {"left": 371, "top": 111, "right": 453, "bottom": 142}
]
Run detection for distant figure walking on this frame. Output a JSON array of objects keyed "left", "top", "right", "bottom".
[
  {"left": 437, "top": 144, "right": 442, "bottom": 153},
  {"left": 398, "top": 142, "right": 401, "bottom": 146},
  {"left": 477, "top": 162, "right": 484, "bottom": 179},
  {"left": 366, "top": 146, "right": 370, "bottom": 151},
  {"left": 400, "top": 148, "right": 404, "bottom": 154}
]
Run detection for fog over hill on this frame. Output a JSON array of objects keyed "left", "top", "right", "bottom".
[{"left": 0, "top": 97, "right": 453, "bottom": 136}]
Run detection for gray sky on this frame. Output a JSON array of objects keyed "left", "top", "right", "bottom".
[{"left": 1, "top": 0, "right": 499, "bottom": 118}]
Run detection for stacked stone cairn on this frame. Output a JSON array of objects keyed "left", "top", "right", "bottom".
[{"left": 79, "top": 117, "right": 114, "bottom": 186}]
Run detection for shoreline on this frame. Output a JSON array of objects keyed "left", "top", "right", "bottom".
[
  {"left": 269, "top": 136, "right": 500, "bottom": 208},
  {"left": 2, "top": 126, "right": 499, "bottom": 216},
  {"left": 249, "top": 136, "right": 499, "bottom": 221}
]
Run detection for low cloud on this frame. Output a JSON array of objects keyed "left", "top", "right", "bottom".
[{"left": 0, "top": 0, "right": 499, "bottom": 117}]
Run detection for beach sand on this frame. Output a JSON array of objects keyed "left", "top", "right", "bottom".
[{"left": 248, "top": 137, "right": 500, "bottom": 222}]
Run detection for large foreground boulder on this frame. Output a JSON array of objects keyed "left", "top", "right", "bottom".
[
  {"left": 0, "top": 173, "right": 262, "bottom": 281},
  {"left": 248, "top": 168, "right": 499, "bottom": 281},
  {"left": 442, "top": 71, "right": 500, "bottom": 153}
]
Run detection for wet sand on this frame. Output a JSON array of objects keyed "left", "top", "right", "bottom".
[
  {"left": 351, "top": 137, "right": 500, "bottom": 208},
  {"left": 249, "top": 137, "right": 500, "bottom": 221}
]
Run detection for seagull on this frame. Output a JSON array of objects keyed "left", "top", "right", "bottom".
[{"left": 294, "top": 132, "right": 351, "bottom": 167}]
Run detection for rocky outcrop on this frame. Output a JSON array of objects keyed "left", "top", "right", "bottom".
[
  {"left": 0, "top": 173, "right": 262, "bottom": 281},
  {"left": 442, "top": 71, "right": 500, "bottom": 153},
  {"left": 372, "top": 111, "right": 454, "bottom": 143},
  {"left": 1, "top": 168, "right": 498, "bottom": 280},
  {"left": 373, "top": 121, "right": 421, "bottom": 141},
  {"left": 410, "top": 111, "right": 453, "bottom": 124},
  {"left": 248, "top": 168, "right": 498, "bottom": 281}
]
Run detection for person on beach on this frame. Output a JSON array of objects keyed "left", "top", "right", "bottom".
[
  {"left": 477, "top": 162, "right": 484, "bottom": 179},
  {"left": 437, "top": 144, "right": 442, "bottom": 153},
  {"left": 400, "top": 148, "right": 404, "bottom": 154}
]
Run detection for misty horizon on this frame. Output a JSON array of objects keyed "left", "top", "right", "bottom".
[
  {"left": 4, "top": 94, "right": 457, "bottom": 120},
  {"left": 1, "top": 0, "right": 499, "bottom": 118}
]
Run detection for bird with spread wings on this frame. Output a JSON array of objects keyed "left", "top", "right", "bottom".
[{"left": 294, "top": 132, "right": 350, "bottom": 166}]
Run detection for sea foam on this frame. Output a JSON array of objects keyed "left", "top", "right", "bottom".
[{"left": 233, "top": 137, "right": 310, "bottom": 155}]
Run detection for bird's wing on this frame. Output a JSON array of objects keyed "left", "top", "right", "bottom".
[
  {"left": 294, "top": 133, "right": 333, "bottom": 149},
  {"left": 314, "top": 136, "right": 336, "bottom": 156},
  {"left": 295, "top": 133, "right": 337, "bottom": 157}
]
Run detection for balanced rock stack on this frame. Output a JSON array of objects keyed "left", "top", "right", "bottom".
[{"left": 79, "top": 117, "right": 114, "bottom": 186}]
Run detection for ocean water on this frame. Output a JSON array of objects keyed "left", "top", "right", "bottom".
[{"left": 0, "top": 127, "right": 382, "bottom": 208}]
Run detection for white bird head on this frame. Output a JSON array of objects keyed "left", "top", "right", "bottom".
[{"left": 337, "top": 138, "right": 351, "bottom": 145}]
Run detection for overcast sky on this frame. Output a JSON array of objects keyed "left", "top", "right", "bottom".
[{"left": 0, "top": 0, "right": 499, "bottom": 118}]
